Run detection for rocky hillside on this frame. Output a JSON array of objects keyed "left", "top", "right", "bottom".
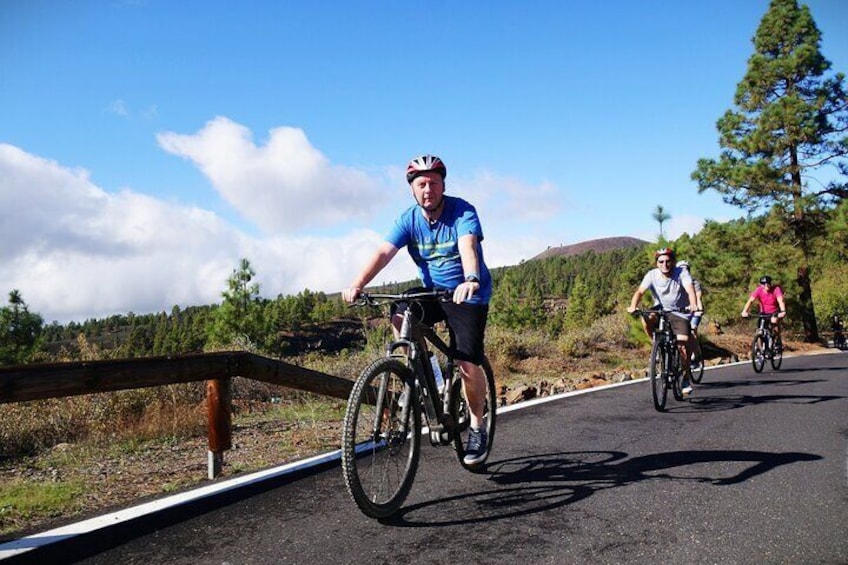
[{"left": 531, "top": 236, "right": 648, "bottom": 261}]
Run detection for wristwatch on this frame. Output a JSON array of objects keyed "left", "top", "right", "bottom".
[{"left": 465, "top": 274, "right": 480, "bottom": 283}]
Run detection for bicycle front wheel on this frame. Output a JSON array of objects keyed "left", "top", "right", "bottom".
[
  {"left": 649, "top": 338, "right": 668, "bottom": 411},
  {"left": 341, "top": 357, "right": 421, "bottom": 519},
  {"left": 451, "top": 356, "right": 497, "bottom": 471},
  {"left": 670, "top": 346, "right": 684, "bottom": 401},
  {"left": 751, "top": 334, "right": 766, "bottom": 373},
  {"left": 771, "top": 336, "right": 783, "bottom": 370}
]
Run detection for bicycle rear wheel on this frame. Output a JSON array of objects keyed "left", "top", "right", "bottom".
[
  {"left": 451, "top": 356, "right": 497, "bottom": 471},
  {"left": 649, "top": 338, "right": 668, "bottom": 411},
  {"left": 771, "top": 335, "right": 783, "bottom": 370},
  {"left": 751, "top": 334, "right": 766, "bottom": 373},
  {"left": 341, "top": 357, "right": 420, "bottom": 519},
  {"left": 690, "top": 340, "right": 704, "bottom": 384}
]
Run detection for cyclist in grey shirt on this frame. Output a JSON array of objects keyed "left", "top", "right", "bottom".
[{"left": 627, "top": 248, "right": 698, "bottom": 395}]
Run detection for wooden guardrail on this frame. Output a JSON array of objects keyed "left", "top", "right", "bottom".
[{"left": 0, "top": 351, "right": 354, "bottom": 478}]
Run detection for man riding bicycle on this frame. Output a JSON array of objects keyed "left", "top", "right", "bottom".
[
  {"left": 626, "top": 248, "right": 698, "bottom": 395},
  {"left": 741, "top": 275, "right": 786, "bottom": 345},
  {"left": 342, "top": 154, "right": 492, "bottom": 465}
]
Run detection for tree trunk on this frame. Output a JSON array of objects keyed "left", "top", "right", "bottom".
[
  {"left": 796, "top": 264, "right": 819, "bottom": 342},
  {"left": 789, "top": 160, "right": 819, "bottom": 343}
]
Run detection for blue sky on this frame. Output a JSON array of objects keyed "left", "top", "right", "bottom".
[{"left": 1, "top": 0, "right": 846, "bottom": 323}]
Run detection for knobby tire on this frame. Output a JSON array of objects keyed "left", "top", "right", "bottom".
[
  {"left": 690, "top": 340, "right": 704, "bottom": 384},
  {"left": 341, "top": 357, "right": 420, "bottom": 519},
  {"left": 771, "top": 335, "right": 783, "bottom": 370},
  {"left": 670, "top": 345, "right": 684, "bottom": 401},
  {"left": 649, "top": 338, "right": 668, "bottom": 411},
  {"left": 751, "top": 334, "right": 766, "bottom": 373}
]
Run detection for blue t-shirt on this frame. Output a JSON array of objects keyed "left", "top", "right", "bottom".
[{"left": 386, "top": 195, "right": 492, "bottom": 305}]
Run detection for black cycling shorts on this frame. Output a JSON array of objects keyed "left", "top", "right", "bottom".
[{"left": 391, "top": 289, "right": 488, "bottom": 365}]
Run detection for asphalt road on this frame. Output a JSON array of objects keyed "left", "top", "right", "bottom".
[{"left": 8, "top": 352, "right": 848, "bottom": 564}]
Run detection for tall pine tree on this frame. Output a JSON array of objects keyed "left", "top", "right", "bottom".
[{"left": 692, "top": 0, "right": 847, "bottom": 341}]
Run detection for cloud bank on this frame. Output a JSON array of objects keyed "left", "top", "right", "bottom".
[
  {"left": 0, "top": 137, "right": 410, "bottom": 323},
  {"left": 1, "top": 119, "right": 565, "bottom": 323}
]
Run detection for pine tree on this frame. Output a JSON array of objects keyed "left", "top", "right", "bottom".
[
  {"left": 692, "top": 0, "right": 848, "bottom": 341},
  {"left": 0, "top": 290, "right": 44, "bottom": 364},
  {"left": 208, "top": 258, "right": 263, "bottom": 347},
  {"left": 563, "top": 275, "right": 596, "bottom": 331}
]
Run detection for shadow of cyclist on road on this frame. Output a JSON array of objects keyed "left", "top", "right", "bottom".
[{"left": 386, "top": 449, "right": 821, "bottom": 527}]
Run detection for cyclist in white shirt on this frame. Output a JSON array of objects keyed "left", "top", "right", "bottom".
[{"left": 627, "top": 248, "right": 698, "bottom": 395}]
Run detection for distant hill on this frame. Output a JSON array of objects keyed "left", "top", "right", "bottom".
[{"left": 531, "top": 236, "right": 648, "bottom": 261}]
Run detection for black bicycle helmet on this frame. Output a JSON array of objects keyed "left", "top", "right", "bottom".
[{"left": 759, "top": 275, "right": 772, "bottom": 284}]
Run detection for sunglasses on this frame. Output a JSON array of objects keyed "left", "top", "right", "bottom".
[{"left": 657, "top": 259, "right": 672, "bottom": 264}]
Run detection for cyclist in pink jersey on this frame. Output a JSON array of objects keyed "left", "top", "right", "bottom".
[{"left": 741, "top": 275, "right": 787, "bottom": 341}]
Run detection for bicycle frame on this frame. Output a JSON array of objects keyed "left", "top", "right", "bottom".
[
  {"left": 655, "top": 313, "right": 680, "bottom": 386},
  {"left": 368, "top": 292, "right": 461, "bottom": 443},
  {"left": 756, "top": 315, "right": 773, "bottom": 343}
]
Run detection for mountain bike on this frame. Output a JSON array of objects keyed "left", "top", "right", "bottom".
[
  {"left": 341, "top": 290, "right": 497, "bottom": 519},
  {"left": 633, "top": 308, "right": 689, "bottom": 412},
  {"left": 748, "top": 313, "right": 783, "bottom": 372}
]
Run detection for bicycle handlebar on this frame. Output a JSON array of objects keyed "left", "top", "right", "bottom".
[
  {"left": 743, "top": 313, "right": 784, "bottom": 319},
  {"left": 629, "top": 307, "right": 689, "bottom": 318},
  {"left": 351, "top": 289, "right": 454, "bottom": 308}
]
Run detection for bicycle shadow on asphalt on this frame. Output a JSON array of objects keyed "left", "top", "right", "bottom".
[
  {"left": 678, "top": 392, "right": 843, "bottom": 413},
  {"left": 771, "top": 365, "right": 848, "bottom": 374},
  {"left": 384, "top": 449, "right": 821, "bottom": 527},
  {"left": 658, "top": 375, "right": 843, "bottom": 413},
  {"left": 697, "top": 377, "right": 825, "bottom": 388}
]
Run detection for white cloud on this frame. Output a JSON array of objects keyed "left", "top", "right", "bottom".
[
  {"left": 666, "top": 215, "right": 707, "bottom": 240},
  {"left": 157, "top": 117, "right": 386, "bottom": 235},
  {"left": 0, "top": 130, "right": 566, "bottom": 324},
  {"left": 0, "top": 144, "right": 246, "bottom": 321},
  {"left": 0, "top": 142, "right": 414, "bottom": 323},
  {"left": 445, "top": 170, "right": 565, "bottom": 266},
  {"left": 107, "top": 99, "right": 129, "bottom": 117},
  {"left": 457, "top": 170, "right": 563, "bottom": 224}
]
